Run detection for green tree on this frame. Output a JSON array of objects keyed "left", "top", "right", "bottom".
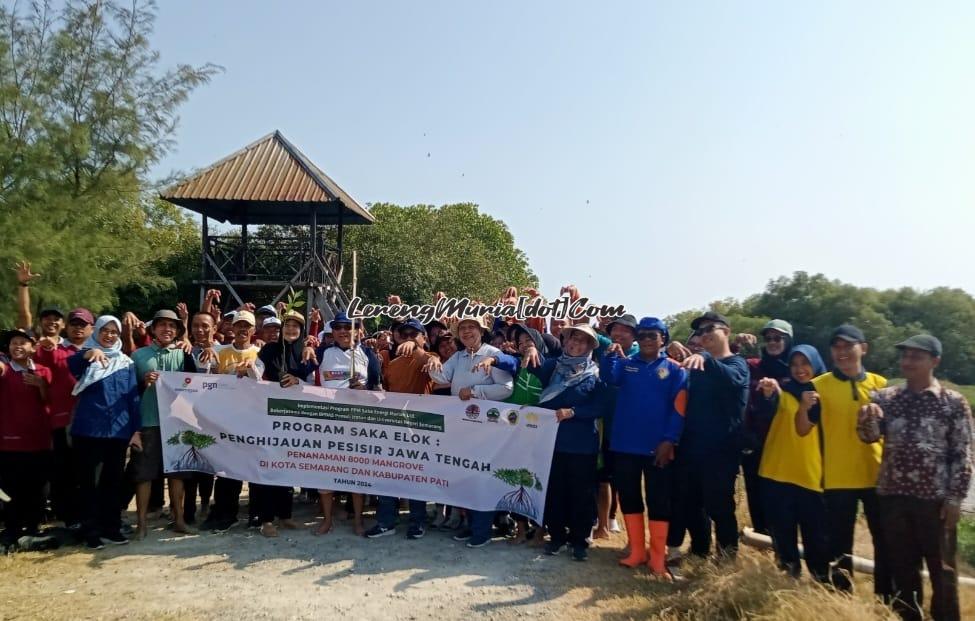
[
  {"left": 0, "top": 0, "right": 218, "bottom": 325},
  {"left": 328, "top": 203, "right": 538, "bottom": 305},
  {"left": 667, "top": 271, "right": 975, "bottom": 383}
]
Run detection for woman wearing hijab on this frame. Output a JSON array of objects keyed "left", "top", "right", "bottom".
[
  {"left": 68, "top": 315, "right": 141, "bottom": 550},
  {"left": 742, "top": 319, "right": 794, "bottom": 536},
  {"left": 755, "top": 344, "right": 830, "bottom": 582},
  {"left": 255, "top": 311, "right": 315, "bottom": 537},
  {"left": 520, "top": 324, "right": 604, "bottom": 561}
]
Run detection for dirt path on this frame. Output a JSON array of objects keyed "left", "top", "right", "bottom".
[
  {"left": 2, "top": 499, "right": 972, "bottom": 621},
  {"left": 0, "top": 501, "right": 635, "bottom": 621}
]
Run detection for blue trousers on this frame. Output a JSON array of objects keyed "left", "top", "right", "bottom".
[{"left": 376, "top": 496, "right": 427, "bottom": 529}]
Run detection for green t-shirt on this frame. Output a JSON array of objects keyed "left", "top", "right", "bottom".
[
  {"left": 507, "top": 368, "right": 542, "bottom": 406},
  {"left": 131, "top": 344, "right": 188, "bottom": 428}
]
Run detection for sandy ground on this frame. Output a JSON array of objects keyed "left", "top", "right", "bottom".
[
  {"left": 1, "top": 492, "right": 972, "bottom": 621},
  {"left": 0, "top": 496, "right": 648, "bottom": 621}
]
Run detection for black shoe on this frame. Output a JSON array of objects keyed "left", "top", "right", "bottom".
[
  {"left": 213, "top": 518, "right": 239, "bottom": 533},
  {"left": 571, "top": 546, "right": 588, "bottom": 561},
  {"left": 406, "top": 525, "right": 425, "bottom": 540},
  {"left": 544, "top": 541, "right": 565, "bottom": 556},
  {"left": 247, "top": 515, "right": 261, "bottom": 529},
  {"left": 452, "top": 528, "right": 473, "bottom": 542},
  {"left": 101, "top": 532, "right": 129, "bottom": 546},
  {"left": 200, "top": 515, "right": 221, "bottom": 531},
  {"left": 86, "top": 536, "right": 105, "bottom": 550}
]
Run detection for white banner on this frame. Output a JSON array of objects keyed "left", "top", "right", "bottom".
[{"left": 156, "top": 372, "right": 558, "bottom": 522}]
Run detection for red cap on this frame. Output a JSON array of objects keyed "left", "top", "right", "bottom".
[{"left": 67, "top": 308, "right": 94, "bottom": 325}]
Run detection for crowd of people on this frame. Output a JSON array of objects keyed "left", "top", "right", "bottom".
[{"left": 0, "top": 264, "right": 972, "bottom": 621}]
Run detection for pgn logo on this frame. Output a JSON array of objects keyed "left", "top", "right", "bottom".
[{"left": 202, "top": 381, "right": 218, "bottom": 391}]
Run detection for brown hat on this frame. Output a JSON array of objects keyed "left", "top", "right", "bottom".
[
  {"left": 152, "top": 309, "right": 185, "bottom": 338},
  {"left": 282, "top": 310, "right": 305, "bottom": 326}
]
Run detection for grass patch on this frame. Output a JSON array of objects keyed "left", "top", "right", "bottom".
[
  {"left": 960, "top": 517, "right": 975, "bottom": 567},
  {"left": 886, "top": 378, "right": 975, "bottom": 407}
]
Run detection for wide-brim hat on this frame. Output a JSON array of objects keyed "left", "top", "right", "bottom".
[
  {"left": 152, "top": 309, "right": 186, "bottom": 338},
  {"left": 561, "top": 323, "right": 599, "bottom": 350},
  {"left": 449, "top": 315, "right": 492, "bottom": 335}
]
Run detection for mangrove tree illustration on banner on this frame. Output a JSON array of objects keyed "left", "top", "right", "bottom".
[
  {"left": 493, "top": 468, "right": 544, "bottom": 519},
  {"left": 167, "top": 430, "right": 217, "bottom": 473}
]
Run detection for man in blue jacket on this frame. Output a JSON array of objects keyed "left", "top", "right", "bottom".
[
  {"left": 602, "top": 317, "right": 688, "bottom": 576},
  {"left": 676, "top": 311, "right": 750, "bottom": 559}
]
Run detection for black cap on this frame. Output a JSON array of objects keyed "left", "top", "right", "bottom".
[
  {"left": 690, "top": 311, "right": 730, "bottom": 330},
  {"left": 39, "top": 306, "right": 64, "bottom": 319},
  {"left": 895, "top": 334, "right": 942, "bottom": 357},
  {"left": 607, "top": 314, "right": 638, "bottom": 334},
  {"left": 1, "top": 328, "right": 36, "bottom": 352},
  {"left": 831, "top": 324, "right": 866, "bottom": 344}
]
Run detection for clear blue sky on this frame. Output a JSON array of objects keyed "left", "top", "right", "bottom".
[{"left": 152, "top": 1, "right": 975, "bottom": 318}]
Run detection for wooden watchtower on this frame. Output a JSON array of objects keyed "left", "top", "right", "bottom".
[{"left": 160, "top": 131, "right": 373, "bottom": 322}]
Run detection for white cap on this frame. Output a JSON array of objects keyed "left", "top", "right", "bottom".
[{"left": 262, "top": 317, "right": 282, "bottom": 327}]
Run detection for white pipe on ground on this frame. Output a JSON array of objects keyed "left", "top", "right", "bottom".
[{"left": 741, "top": 527, "right": 975, "bottom": 587}]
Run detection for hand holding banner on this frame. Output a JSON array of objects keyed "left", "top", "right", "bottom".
[{"left": 157, "top": 372, "right": 559, "bottom": 522}]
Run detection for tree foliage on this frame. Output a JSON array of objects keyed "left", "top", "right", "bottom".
[
  {"left": 327, "top": 203, "right": 538, "bottom": 304},
  {"left": 0, "top": 0, "right": 217, "bottom": 324},
  {"left": 666, "top": 272, "right": 975, "bottom": 384}
]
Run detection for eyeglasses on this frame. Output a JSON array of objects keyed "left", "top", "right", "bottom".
[
  {"left": 693, "top": 323, "right": 725, "bottom": 337},
  {"left": 636, "top": 331, "right": 663, "bottom": 341}
]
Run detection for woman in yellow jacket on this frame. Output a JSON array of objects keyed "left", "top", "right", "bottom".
[{"left": 754, "top": 344, "right": 829, "bottom": 582}]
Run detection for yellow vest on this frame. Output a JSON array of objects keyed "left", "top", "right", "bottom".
[
  {"left": 812, "top": 372, "right": 886, "bottom": 490},
  {"left": 759, "top": 391, "right": 823, "bottom": 492}
]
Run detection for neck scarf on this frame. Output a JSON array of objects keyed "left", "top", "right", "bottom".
[
  {"left": 538, "top": 352, "right": 598, "bottom": 404},
  {"left": 832, "top": 367, "right": 866, "bottom": 401},
  {"left": 71, "top": 316, "right": 134, "bottom": 396}
]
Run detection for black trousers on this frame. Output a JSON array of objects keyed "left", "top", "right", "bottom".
[
  {"left": 73, "top": 436, "right": 127, "bottom": 538},
  {"left": 614, "top": 452, "right": 673, "bottom": 520},
  {"left": 879, "top": 495, "right": 960, "bottom": 621},
  {"left": 544, "top": 451, "right": 597, "bottom": 548},
  {"left": 824, "top": 487, "right": 892, "bottom": 597},
  {"left": 49, "top": 428, "right": 80, "bottom": 525},
  {"left": 212, "top": 477, "right": 243, "bottom": 521},
  {"left": 741, "top": 450, "right": 768, "bottom": 535},
  {"left": 761, "top": 478, "right": 829, "bottom": 581},
  {"left": 251, "top": 483, "right": 293, "bottom": 523},
  {"left": 183, "top": 473, "right": 214, "bottom": 522},
  {"left": 676, "top": 451, "right": 740, "bottom": 557},
  {"left": 0, "top": 451, "right": 50, "bottom": 540}
]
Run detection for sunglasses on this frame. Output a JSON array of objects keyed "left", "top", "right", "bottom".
[
  {"left": 693, "top": 323, "right": 725, "bottom": 337},
  {"left": 399, "top": 330, "right": 420, "bottom": 339},
  {"left": 636, "top": 331, "right": 663, "bottom": 341}
]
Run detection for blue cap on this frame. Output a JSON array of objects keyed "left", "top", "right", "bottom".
[
  {"left": 397, "top": 318, "right": 426, "bottom": 334},
  {"left": 330, "top": 312, "right": 352, "bottom": 328},
  {"left": 636, "top": 317, "right": 670, "bottom": 344}
]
